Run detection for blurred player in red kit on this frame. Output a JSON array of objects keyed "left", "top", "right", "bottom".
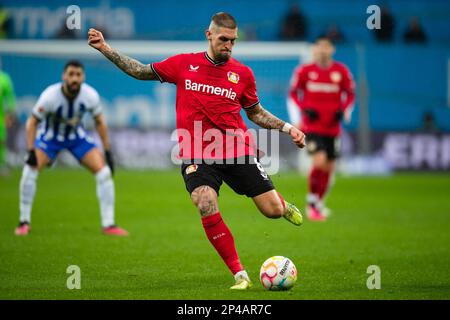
[
  {"left": 288, "top": 36, "right": 355, "bottom": 221},
  {"left": 89, "top": 12, "right": 306, "bottom": 289}
]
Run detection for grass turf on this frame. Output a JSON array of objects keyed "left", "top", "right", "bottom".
[{"left": 0, "top": 169, "right": 449, "bottom": 299}]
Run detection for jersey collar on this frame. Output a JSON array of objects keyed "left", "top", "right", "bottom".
[{"left": 204, "top": 52, "right": 227, "bottom": 66}]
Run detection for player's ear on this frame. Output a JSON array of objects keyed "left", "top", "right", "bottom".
[
  {"left": 329, "top": 41, "right": 336, "bottom": 54},
  {"left": 205, "top": 29, "right": 212, "bottom": 40}
]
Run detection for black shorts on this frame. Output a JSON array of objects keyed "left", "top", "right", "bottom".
[
  {"left": 181, "top": 156, "right": 275, "bottom": 198},
  {"left": 305, "top": 133, "right": 341, "bottom": 160}
]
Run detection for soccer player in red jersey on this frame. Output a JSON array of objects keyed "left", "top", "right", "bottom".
[
  {"left": 288, "top": 36, "right": 355, "bottom": 221},
  {"left": 89, "top": 12, "right": 306, "bottom": 289}
]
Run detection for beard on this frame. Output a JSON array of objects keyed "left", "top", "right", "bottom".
[
  {"left": 66, "top": 82, "right": 81, "bottom": 96},
  {"left": 214, "top": 50, "right": 232, "bottom": 62}
]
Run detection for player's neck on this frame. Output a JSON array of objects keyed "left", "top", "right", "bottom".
[
  {"left": 205, "top": 50, "right": 227, "bottom": 65},
  {"left": 316, "top": 59, "right": 333, "bottom": 69}
]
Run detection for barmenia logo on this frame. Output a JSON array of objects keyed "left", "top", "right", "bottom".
[{"left": 185, "top": 79, "right": 237, "bottom": 100}]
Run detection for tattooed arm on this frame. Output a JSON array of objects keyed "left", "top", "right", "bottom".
[
  {"left": 88, "top": 28, "right": 158, "bottom": 81},
  {"left": 245, "top": 103, "right": 306, "bottom": 148},
  {"left": 245, "top": 104, "right": 286, "bottom": 130}
]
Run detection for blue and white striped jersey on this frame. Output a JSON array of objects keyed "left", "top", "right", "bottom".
[{"left": 32, "top": 82, "right": 102, "bottom": 142}]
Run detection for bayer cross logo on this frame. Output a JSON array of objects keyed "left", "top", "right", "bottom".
[
  {"left": 227, "top": 71, "right": 240, "bottom": 84},
  {"left": 330, "top": 71, "right": 342, "bottom": 83}
]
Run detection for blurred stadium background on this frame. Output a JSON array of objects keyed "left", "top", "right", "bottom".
[{"left": 1, "top": 0, "right": 450, "bottom": 173}]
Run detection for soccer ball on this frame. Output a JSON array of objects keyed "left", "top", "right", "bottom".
[{"left": 260, "top": 256, "right": 297, "bottom": 291}]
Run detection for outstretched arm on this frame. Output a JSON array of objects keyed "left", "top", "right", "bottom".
[
  {"left": 88, "top": 28, "right": 158, "bottom": 81},
  {"left": 94, "top": 114, "right": 115, "bottom": 173},
  {"left": 94, "top": 114, "right": 111, "bottom": 151},
  {"left": 245, "top": 103, "right": 306, "bottom": 148}
]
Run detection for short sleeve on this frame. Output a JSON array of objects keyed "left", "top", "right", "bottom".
[
  {"left": 32, "top": 89, "right": 51, "bottom": 120},
  {"left": 240, "top": 68, "right": 260, "bottom": 109},
  {"left": 151, "top": 54, "right": 184, "bottom": 84}
]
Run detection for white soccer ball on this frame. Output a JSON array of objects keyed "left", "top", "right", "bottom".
[{"left": 260, "top": 256, "right": 297, "bottom": 291}]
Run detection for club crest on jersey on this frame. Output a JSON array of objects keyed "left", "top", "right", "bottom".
[
  {"left": 185, "top": 164, "right": 198, "bottom": 175},
  {"left": 227, "top": 71, "right": 239, "bottom": 84},
  {"left": 330, "top": 71, "right": 342, "bottom": 83}
]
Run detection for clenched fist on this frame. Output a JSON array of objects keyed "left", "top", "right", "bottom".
[
  {"left": 88, "top": 28, "right": 107, "bottom": 51},
  {"left": 289, "top": 127, "right": 306, "bottom": 148}
]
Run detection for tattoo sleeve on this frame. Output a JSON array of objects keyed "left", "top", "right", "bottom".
[
  {"left": 100, "top": 44, "right": 158, "bottom": 80},
  {"left": 245, "top": 104, "right": 286, "bottom": 130}
]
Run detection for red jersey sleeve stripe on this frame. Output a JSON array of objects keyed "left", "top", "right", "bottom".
[
  {"left": 150, "top": 63, "right": 164, "bottom": 83},
  {"left": 242, "top": 101, "right": 260, "bottom": 110}
]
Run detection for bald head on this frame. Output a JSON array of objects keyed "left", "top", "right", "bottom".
[{"left": 208, "top": 12, "right": 237, "bottom": 32}]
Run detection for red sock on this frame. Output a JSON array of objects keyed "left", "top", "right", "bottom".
[
  {"left": 201, "top": 212, "right": 243, "bottom": 275},
  {"left": 308, "top": 167, "right": 323, "bottom": 196},
  {"left": 276, "top": 191, "right": 286, "bottom": 209},
  {"left": 318, "top": 170, "right": 331, "bottom": 199}
]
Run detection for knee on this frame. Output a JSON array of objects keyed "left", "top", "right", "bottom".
[
  {"left": 313, "top": 160, "right": 327, "bottom": 171},
  {"left": 95, "top": 166, "right": 112, "bottom": 183},
  {"left": 312, "top": 152, "right": 329, "bottom": 170},
  {"left": 191, "top": 186, "right": 218, "bottom": 216}
]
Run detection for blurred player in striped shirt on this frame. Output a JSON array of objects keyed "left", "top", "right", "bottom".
[{"left": 15, "top": 60, "right": 128, "bottom": 236}]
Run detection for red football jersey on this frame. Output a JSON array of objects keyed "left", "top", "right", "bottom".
[
  {"left": 288, "top": 61, "right": 355, "bottom": 137},
  {"left": 152, "top": 52, "right": 259, "bottom": 160}
]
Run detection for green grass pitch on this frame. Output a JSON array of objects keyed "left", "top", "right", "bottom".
[{"left": 1, "top": 169, "right": 449, "bottom": 299}]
